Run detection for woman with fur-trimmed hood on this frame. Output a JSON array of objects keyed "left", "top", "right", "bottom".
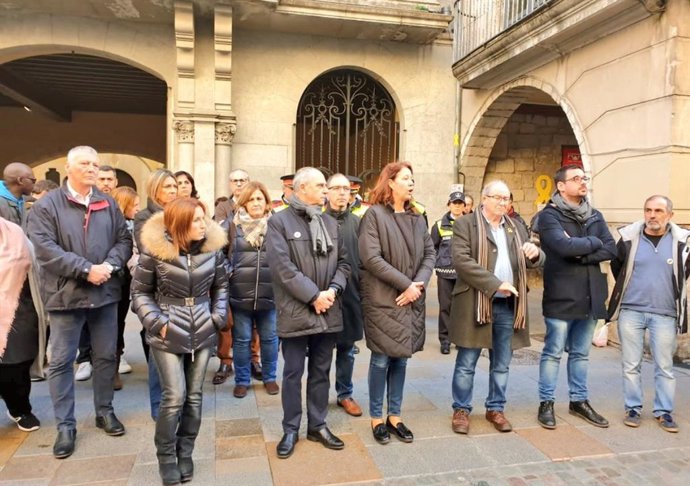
[{"left": 131, "top": 198, "right": 228, "bottom": 486}]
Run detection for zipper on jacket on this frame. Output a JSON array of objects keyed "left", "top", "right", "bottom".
[
  {"left": 187, "top": 253, "right": 195, "bottom": 362},
  {"left": 253, "top": 247, "right": 261, "bottom": 311}
]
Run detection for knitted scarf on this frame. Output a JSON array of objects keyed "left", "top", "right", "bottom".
[
  {"left": 475, "top": 209, "right": 529, "bottom": 329},
  {"left": 0, "top": 218, "right": 32, "bottom": 358},
  {"left": 289, "top": 194, "right": 332, "bottom": 255},
  {"left": 551, "top": 192, "right": 592, "bottom": 223},
  {"left": 233, "top": 207, "right": 268, "bottom": 249}
]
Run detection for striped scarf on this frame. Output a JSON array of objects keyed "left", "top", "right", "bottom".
[{"left": 475, "top": 209, "right": 528, "bottom": 329}]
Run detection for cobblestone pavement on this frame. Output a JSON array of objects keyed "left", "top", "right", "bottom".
[{"left": 1, "top": 290, "right": 689, "bottom": 485}]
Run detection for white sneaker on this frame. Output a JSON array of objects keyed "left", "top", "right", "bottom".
[
  {"left": 75, "top": 362, "right": 92, "bottom": 381},
  {"left": 118, "top": 357, "right": 132, "bottom": 374}
]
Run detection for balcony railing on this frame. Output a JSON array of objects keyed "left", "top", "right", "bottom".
[{"left": 453, "top": 0, "right": 553, "bottom": 62}]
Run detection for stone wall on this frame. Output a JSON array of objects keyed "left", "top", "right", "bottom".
[{"left": 483, "top": 111, "right": 577, "bottom": 224}]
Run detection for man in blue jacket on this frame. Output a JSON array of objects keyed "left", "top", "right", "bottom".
[
  {"left": 27, "top": 146, "right": 132, "bottom": 459},
  {"left": 537, "top": 164, "right": 616, "bottom": 429}
]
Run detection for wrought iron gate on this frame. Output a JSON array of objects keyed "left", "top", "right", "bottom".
[{"left": 296, "top": 69, "right": 399, "bottom": 180}]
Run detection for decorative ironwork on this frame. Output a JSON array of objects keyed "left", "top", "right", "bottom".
[{"left": 296, "top": 69, "right": 398, "bottom": 181}]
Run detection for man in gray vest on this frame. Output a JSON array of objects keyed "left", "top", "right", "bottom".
[{"left": 608, "top": 195, "right": 690, "bottom": 432}]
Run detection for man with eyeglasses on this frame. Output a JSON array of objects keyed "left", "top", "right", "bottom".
[
  {"left": 449, "top": 181, "right": 543, "bottom": 434},
  {"left": 214, "top": 169, "right": 250, "bottom": 224},
  {"left": 272, "top": 174, "right": 294, "bottom": 213},
  {"left": 324, "top": 173, "right": 364, "bottom": 417},
  {"left": 0, "top": 162, "right": 36, "bottom": 226},
  {"left": 537, "top": 164, "right": 616, "bottom": 430}
]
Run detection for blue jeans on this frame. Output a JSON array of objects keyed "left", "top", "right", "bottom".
[
  {"left": 368, "top": 352, "right": 407, "bottom": 418},
  {"left": 452, "top": 298, "right": 514, "bottom": 413},
  {"left": 618, "top": 309, "right": 677, "bottom": 416},
  {"left": 48, "top": 304, "right": 118, "bottom": 432},
  {"left": 539, "top": 317, "right": 596, "bottom": 402},
  {"left": 231, "top": 308, "right": 278, "bottom": 386},
  {"left": 335, "top": 342, "right": 355, "bottom": 401},
  {"left": 152, "top": 346, "right": 212, "bottom": 464}
]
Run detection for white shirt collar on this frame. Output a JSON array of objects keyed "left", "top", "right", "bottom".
[{"left": 66, "top": 181, "right": 93, "bottom": 206}]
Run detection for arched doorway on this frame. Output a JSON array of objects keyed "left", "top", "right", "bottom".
[
  {"left": 296, "top": 69, "right": 399, "bottom": 184},
  {"left": 460, "top": 82, "right": 585, "bottom": 223},
  {"left": 0, "top": 53, "right": 167, "bottom": 171}
]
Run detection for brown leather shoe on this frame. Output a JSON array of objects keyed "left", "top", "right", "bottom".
[
  {"left": 264, "top": 382, "right": 280, "bottom": 395},
  {"left": 213, "top": 363, "right": 233, "bottom": 385},
  {"left": 485, "top": 410, "right": 512, "bottom": 432},
  {"left": 452, "top": 409, "right": 470, "bottom": 434},
  {"left": 337, "top": 397, "right": 363, "bottom": 417},
  {"left": 113, "top": 372, "right": 122, "bottom": 391},
  {"left": 233, "top": 385, "right": 248, "bottom": 398}
]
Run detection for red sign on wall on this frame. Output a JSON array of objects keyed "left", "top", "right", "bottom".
[{"left": 562, "top": 145, "right": 582, "bottom": 167}]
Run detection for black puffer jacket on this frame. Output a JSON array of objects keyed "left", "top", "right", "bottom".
[
  {"left": 131, "top": 212, "right": 229, "bottom": 355},
  {"left": 27, "top": 184, "right": 132, "bottom": 311},
  {"left": 228, "top": 222, "right": 274, "bottom": 312},
  {"left": 266, "top": 204, "right": 351, "bottom": 338},
  {"left": 134, "top": 198, "right": 163, "bottom": 251},
  {"left": 359, "top": 204, "right": 436, "bottom": 358},
  {"left": 430, "top": 211, "right": 456, "bottom": 279}
]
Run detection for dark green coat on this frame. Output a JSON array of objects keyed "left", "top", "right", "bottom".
[{"left": 449, "top": 213, "right": 544, "bottom": 350}]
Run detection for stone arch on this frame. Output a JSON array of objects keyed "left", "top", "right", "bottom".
[
  {"left": 295, "top": 67, "right": 400, "bottom": 182},
  {"left": 460, "top": 77, "right": 588, "bottom": 198}
]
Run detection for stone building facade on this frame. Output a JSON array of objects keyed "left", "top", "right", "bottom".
[{"left": 0, "top": 0, "right": 458, "bottom": 217}]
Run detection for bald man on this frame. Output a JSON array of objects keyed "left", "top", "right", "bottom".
[{"left": 0, "top": 162, "right": 36, "bottom": 225}]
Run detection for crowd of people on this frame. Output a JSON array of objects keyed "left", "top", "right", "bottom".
[{"left": 0, "top": 146, "right": 688, "bottom": 486}]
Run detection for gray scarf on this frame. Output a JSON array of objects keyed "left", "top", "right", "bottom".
[
  {"left": 289, "top": 195, "right": 333, "bottom": 255},
  {"left": 551, "top": 192, "right": 592, "bottom": 223}
]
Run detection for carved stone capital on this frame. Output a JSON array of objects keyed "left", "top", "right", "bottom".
[
  {"left": 173, "top": 119, "right": 195, "bottom": 143},
  {"left": 215, "top": 121, "right": 237, "bottom": 145}
]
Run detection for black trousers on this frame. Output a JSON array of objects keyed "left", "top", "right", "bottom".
[
  {"left": 281, "top": 332, "right": 337, "bottom": 434},
  {"left": 0, "top": 359, "right": 33, "bottom": 417},
  {"left": 437, "top": 277, "right": 455, "bottom": 345}
]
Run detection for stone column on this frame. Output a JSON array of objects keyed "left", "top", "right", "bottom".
[
  {"left": 215, "top": 120, "right": 236, "bottom": 198},
  {"left": 172, "top": 119, "right": 194, "bottom": 174}
]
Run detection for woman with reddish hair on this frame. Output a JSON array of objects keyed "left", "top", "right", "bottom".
[
  {"left": 131, "top": 198, "right": 228, "bottom": 485},
  {"left": 358, "top": 162, "right": 435, "bottom": 445}
]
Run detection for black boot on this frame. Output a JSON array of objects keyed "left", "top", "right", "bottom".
[
  {"left": 538, "top": 401, "right": 556, "bottom": 429},
  {"left": 569, "top": 400, "right": 609, "bottom": 428},
  {"left": 158, "top": 463, "right": 181, "bottom": 486},
  {"left": 178, "top": 457, "right": 194, "bottom": 483}
]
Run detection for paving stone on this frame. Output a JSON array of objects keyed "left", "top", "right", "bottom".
[
  {"left": 49, "top": 454, "right": 135, "bottom": 485},
  {"left": 267, "top": 433, "right": 381, "bottom": 486},
  {"left": 515, "top": 425, "right": 613, "bottom": 461},
  {"left": 216, "top": 434, "right": 266, "bottom": 460},
  {"left": 216, "top": 418, "right": 263, "bottom": 438},
  {"left": 216, "top": 456, "right": 274, "bottom": 485},
  {"left": 0, "top": 455, "right": 61, "bottom": 481}
]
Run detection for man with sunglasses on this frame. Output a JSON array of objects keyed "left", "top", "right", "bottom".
[
  {"left": 214, "top": 169, "right": 250, "bottom": 224},
  {"left": 537, "top": 164, "right": 616, "bottom": 430},
  {"left": 0, "top": 162, "right": 36, "bottom": 225}
]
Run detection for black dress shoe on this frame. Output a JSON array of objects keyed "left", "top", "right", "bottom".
[
  {"left": 440, "top": 342, "right": 451, "bottom": 355},
  {"left": 212, "top": 363, "right": 233, "bottom": 385},
  {"left": 178, "top": 457, "right": 193, "bottom": 483},
  {"left": 371, "top": 423, "right": 390, "bottom": 445},
  {"left": 159, "top": 462, "right": 181, "bottom": 485},
  {"left": 307, "top": 427, "right": 345, "bottom": 450},
  {"left": 276, "top": 432, "right": 299, "bottom": 459},
  {"left": 53, "top": 429, "right": 77, "bottom": 459},
  {"left": 95, "top": 412, "right": 126, "bottom": 436},
  {"left": 538, "top": 401, "right": 556, "bottom": 429},
  {"left": 251, "top": 361, "right": 263, "bottom": 381},
  {"left": 386, "top": 418, "right": 414, "bottom": 443},
  {"left": 569, "top": 400, "right": 609, "bottom": 428}
]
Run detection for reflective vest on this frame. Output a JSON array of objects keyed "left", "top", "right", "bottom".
[{"left": 436, "top": 220, "right": 453, "bottom": 238}]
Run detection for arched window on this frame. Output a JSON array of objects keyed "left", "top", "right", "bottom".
[{"left": 296, "top": 69, "right": 399, "bottom": 181}]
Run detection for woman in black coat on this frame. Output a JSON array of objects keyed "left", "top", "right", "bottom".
[
  {"left": 358, "top": 162, "right": 435, "bottom": 445},
  {"left": 227, "top": 181, "right": 279, "bottom": 399},
  {"left": 131, "top": 198, "right": 228, "bottom": 486}
]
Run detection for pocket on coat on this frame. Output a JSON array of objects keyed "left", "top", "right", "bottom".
[{"left": 452, "top": 282, "right": 470, "bottom": 296}]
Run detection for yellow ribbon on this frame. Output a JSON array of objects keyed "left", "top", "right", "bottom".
[{"left": 535, "top": 175, "right": 553, "bottom": 207}]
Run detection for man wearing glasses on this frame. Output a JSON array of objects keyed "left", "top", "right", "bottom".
[
  {"left": 537, "top": 164, "right": 616, "bottom": 430},
  {"left": 0, "top": 162, "right": 36, "bottom": 225},
  {"left": 214, "top": 169, "right": 250, "bottom": 224}
]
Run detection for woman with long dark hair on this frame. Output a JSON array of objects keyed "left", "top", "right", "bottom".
[
  {"left": 358, "top": 161, "right": 435, "bottom": 445},
  {"left": 132, "top": 198, "right": 228, "bottom": 485},
  {"left": 174, "top": 170, "right": 199, "bottom": 199}
]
